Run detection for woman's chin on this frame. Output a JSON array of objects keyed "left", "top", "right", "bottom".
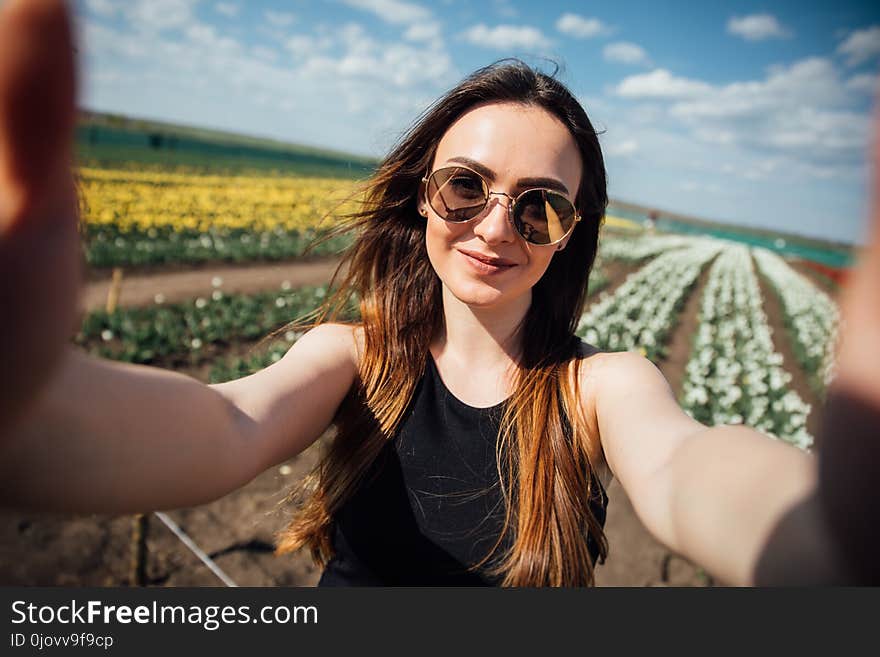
[{"left": 446, "top": 277, "right": 525, "bottom": 309}]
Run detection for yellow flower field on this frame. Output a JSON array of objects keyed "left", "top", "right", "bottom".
[{"left": 77, "top": 166, "right": 361, "bottom": 234}]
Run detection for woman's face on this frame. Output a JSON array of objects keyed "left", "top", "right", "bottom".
[{"left": 421, "top": 101, "right": 583, "bottom": 308}]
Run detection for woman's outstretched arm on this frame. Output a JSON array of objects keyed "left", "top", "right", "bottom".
[
  {"left": 590, "top": 351, "right": 838, "bottom": 586},
  {"left": 0, "top": 323, "right": 358, "bottom": 514},
  {"left": 0, "top": 1, "right": 359, "bottom": 515}
]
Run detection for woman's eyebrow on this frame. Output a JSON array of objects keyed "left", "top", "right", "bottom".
[
  {"left": 516, "top": 176, "right": 569, "bottom": 196},
  {"left": 446, "top": 156, "right": 570, "bottom": 196}
]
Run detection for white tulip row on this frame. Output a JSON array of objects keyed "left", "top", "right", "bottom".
[
  {"left": 597, "top": 233, "right": 699, "bottom": 262},
  {"left": 751, "top": 247, "right": 839, "bottom": 392},
  {"left": 576, "top": 239, "right": 724, "bottom": 360},
  {"left": 680, "top": 245, "right": 813, "bottom": 451}
]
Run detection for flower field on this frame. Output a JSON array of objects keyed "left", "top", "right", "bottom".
[
  {"left": 78, "top": 167, "right": 360, "bottom": 266},
  {"left": 596, "top": 233, "right": 697, "bottom": 262},
  {"left": 576, "top": 238, "right": 723, "bottom": 360},
  {"left": 679, "top": 246, "right": 813, "bottom": 450},
  {"left": 752, "top": 247, "right": 840, "bottom": 394},
  {"left": 77, "top": 282, "right": 341, "bottom": 365}
]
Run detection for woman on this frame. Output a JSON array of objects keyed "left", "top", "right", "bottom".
[{"left": 0, "top": 0, "right": 873, "bottom": 585}]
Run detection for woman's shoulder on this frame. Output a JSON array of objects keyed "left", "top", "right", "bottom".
[
  {"left": 573, "top": 340, "right": 656, "bottom": 378},
  {"left": 569, "top": 340, "right": 620, "bottom": 490},
  {"left": 571, "top": 344, "right": 668, "bottom": 420},
  {"left": 570, "top": 343, "right": 670, "bottom": 484},
  {"left": 306, "top": 322, "right": 363, "bottom": 372}
]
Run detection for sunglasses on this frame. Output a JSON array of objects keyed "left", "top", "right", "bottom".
[{"left": 421, "top": 165, "right": 581, "bottom": 246}]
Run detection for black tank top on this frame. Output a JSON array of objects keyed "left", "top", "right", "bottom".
[{"left": 317, "top": 353, "right": 609, "bottom": 586}]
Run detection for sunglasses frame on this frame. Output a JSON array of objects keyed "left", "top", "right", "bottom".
[{"left": 421, "top": 165, "right": 581, "bottom": 247}]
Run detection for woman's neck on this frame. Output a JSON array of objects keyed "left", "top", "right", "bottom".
[{"left": 432, "top": 284, "right": 530, "bottom": 373}]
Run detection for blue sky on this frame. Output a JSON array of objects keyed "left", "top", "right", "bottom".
[{"left": 74, "top": 0, "right": 880, "bottom": 245}]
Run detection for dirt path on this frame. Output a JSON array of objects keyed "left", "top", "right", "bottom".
[
  {"left": 81, "top": 257, "right": 348, "bottom": 313},
  {"left": 661, "top": 256, "right": 716, "bottom": 399},
  {"left": 82, "top": 256, "right": 641, "bottom": 315}
]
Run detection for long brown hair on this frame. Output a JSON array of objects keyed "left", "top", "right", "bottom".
[{"left": 275, "top": 59, "right": 609, "bottom": 586}]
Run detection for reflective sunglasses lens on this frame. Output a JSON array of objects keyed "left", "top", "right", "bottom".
[
  {"left": 427, "top": 167, "right": 487, "bottom": 222},
  {"left": 512, "top": 189, "right": 577, "bottom": 245}
]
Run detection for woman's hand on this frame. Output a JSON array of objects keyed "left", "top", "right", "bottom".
[
  {"left": 832, "top": 104, "right": 880, "bottom": 407},
  {"left": 754, "top": 100, "right": 880, "bottom": 585},
  {"left": 812, "top": 100, "right": 880, "bottom": 583},
  {"left": 0, "top": 0, "right": 81, "bottom": 440}
]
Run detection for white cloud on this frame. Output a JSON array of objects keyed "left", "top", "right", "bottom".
[
  {"left": 727, "top": 14, "right": 791, "bottom": 41},
  {"left": 462, "top": 24, "right": 552, "bottom": 50},
  {"left": 845, "top": 73, "right": 879, "bottom": 95},
  {"left": 605, "top": 139, "right": 639, "bottom": 157},
  {"left": 298, "top": 44, "right": 453, "bottom": 90},
  {"left": 693, "top": 128, "right": 736, "bottom": 145},
  {"left": 492, "top": 0, "right": 518, "bottom": 19},
  {"left": 214, "top": 2, "right": 238, "bottom": 18},
  {"left": 285, "top": 21, "right": 454, "bottom": 90},
  {"left": 837, "top": 26, "right": 880, "bottom": 67},
  {"left": 555, "top": 13, "right": 607, "bottom": 39},
  {"left": 592, "top": 82, "right": 867, "bottom": 242},
  {"left": 79, "top": 18, "right": 148, "bottom": 58},
  {"left": 670, "top": 58, "right": 867, "bottom": 171},
  {"left": 766, "top": 107, "right": 868, "bottom": 153},
  {"left": 252, "top": 45, "right": 279, "bottom": 62},
  {"left": 607, "top": 54, "right": 870, "bottom": 194},
  {"left": 86, "top": 0, "right": 117, "bottom": 16},
  {"left": 616, "top": 69, "right": 712, "bottom": 99},
  {"left": 603, "top": 42, "right": 650, "bottom": 66},
  {"left": 669, "top": 58, "right": 849, "bottom": 120},
  {"left": 264, "top": 10, "right": 295, "bottom": 28},
  {"left": 125, "top": 0, "right": 199, "bottom": 32},
  {"left": 341, "top": 0, "right": 432, "bottom": 25},
  {"left": 338, "top": 23, "right": 377, "bottom": 56},
  {"left": 285, "top": 34, "right": 334, "bottom": 58},
  {"left": 184, "top": 22, "right": 242, "bottom": 55},
  {"left": 284, "top": 34, "right": 333, "bottom": 59},
  {"left": 403, "top": 21, "right": 444, "bottom": 49}
]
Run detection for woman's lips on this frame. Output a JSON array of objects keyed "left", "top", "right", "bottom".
[{"left": 457, "top": 249, "right": 517, "bottom": 274}]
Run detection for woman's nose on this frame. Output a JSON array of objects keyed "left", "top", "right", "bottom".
[{"left": 472, "top": 195, "right": 517, "bottom": 244}]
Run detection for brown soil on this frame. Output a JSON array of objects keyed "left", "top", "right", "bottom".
[
  {"left": 0, "top": 444, "right": 325, "bottom": 586},
  {"left": 661, "top": 256, "right": 716, "bottom": 399},
  {"left": 81, "top": 257, "right": 348, "bottom": 313}
]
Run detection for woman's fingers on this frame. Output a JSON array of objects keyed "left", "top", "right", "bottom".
[
  {"left": 0, "top": 0, "right": 81, "bottom": 439},
  {"left": 0, "top": 0, "right": 76, "bottom": 231}
]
